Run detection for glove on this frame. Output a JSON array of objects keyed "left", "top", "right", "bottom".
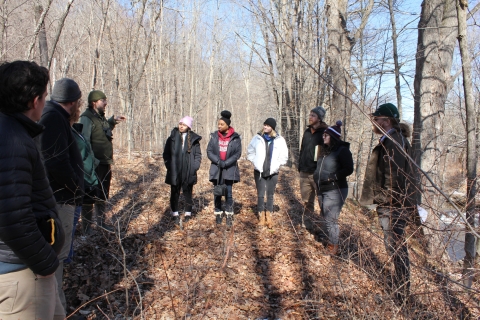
[{"left": 218, "top": 160, "right": 226, "bottom": 168}]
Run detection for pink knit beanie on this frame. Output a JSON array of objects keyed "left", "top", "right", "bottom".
[{"left": 179, "top": 116, "right": 193, "bottom": 129}]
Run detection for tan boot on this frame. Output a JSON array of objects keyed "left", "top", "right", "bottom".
[
  {"left": 258, "top": 212, "right": 266, "bottom": 226},
  {"left": 327, "top": 243, "right": 339, "bottom": 255},
  {"left": 265, "top": 211, "right": 273, "bottom": 229}
]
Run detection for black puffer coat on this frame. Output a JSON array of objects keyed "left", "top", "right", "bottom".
[
  {"left": 39, "top": 101, "right": 84, "bottom": 205},
  {"left": 313, "top": 141, "right": 354, "bottom": 192},
  {"left": 0, "top": 112, "right": 65, "bottom": 276},
  {"left": 163, "top": 128, "right": 202, "bottom": 186},
  {"left": 298, "top": 123, "right": 329, "bottom": 173},
  {"left": 207, "top": 131, "right": 242, "bottom": 182}
]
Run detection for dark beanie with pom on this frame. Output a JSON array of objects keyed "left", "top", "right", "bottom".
[
  {"left": 325, "top": 120, "right": 342, "bottom": 140},
  {"left": 220, "top": 110, "right": 232, "bottom": 126}
]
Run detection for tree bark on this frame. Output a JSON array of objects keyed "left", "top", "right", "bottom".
[{"left": 456, "top": 0, "right": 477, "bottom": 288}]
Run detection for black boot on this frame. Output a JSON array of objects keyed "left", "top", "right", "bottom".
[
  {"left": 96, "top": 202, "right": 114, "bottom": 233},
  {"left": 183, "top": 214, "right": 191, "bottom": 223},
  {"left": 215, "top": 213, "right": 223, "bottom": 225},
  {"left": 81, "top": 204, "right": 94, "bottom": 235}
]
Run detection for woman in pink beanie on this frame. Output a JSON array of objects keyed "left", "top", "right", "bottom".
[{"left": 163, "top": 116, "right": 202, "bottom": 228}]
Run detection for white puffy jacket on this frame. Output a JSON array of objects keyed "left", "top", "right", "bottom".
[{"left": 247, "top": 133, "right": 289, "bottom": 176}]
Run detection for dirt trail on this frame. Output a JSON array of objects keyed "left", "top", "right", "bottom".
[{"left": 64, "top": 155, "right": 478, "bottom": 319}]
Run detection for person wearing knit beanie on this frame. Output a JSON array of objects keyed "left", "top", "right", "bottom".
[
  {"left": 298, "top": 106, "right": 328, "bottom": 218},
  {"left": 51, "top": 78, "right": 82, "bottom": 103},
  {"left": 78, "top": 91, "right": 126, "bottom": 235},
  {"left": 247, "top": 118, "right": 288, "bottom": 228},
  {"left": 206, "top": 110, "right": 242, "bottom": 228},
  {"left": 163, "top": 115, "right": 202, "bottom": 228},
  {"left": 313, "top": 120, "right": 353, "bottom": 256},
  {"left": 324, "top": 120, "right": 342, "bottom": 141}
]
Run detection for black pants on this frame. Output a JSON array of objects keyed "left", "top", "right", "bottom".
[
  {"left": 254, "top": 170, "right": 278, "bottom": 212},
  {"left": 214, "top": 180, "right": 233, "bottom": 213},
  {"left": 170, "top": 184, "right": 193, "bottom": 212},
  {"left": 377, "top": 208, "right": 410, "bottom": 294}
]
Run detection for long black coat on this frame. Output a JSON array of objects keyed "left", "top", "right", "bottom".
[
  {"left": 39, "top": 101, "right": 84, "bottom": 205},
  {"left": 0, "top": 112, "right": 65, "bottom": 276},
  {"left": 163, "top": 128, "right": 202, "bottom": 186},
  {"left": 207, "top": 131, "right": 242, "bottom": 182}
]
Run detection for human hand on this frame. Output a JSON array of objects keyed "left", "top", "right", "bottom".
[
  {"left": 115, "top": 115, "right": 126, "bottom": 122},
  {"left": 219, "top": 160, "right": 226, "bottom": 168}
]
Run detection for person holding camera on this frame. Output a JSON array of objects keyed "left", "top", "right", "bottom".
[
  {"left": 207, "top": 110, "right": 242, "bottom": 227},
  {"left": 247, "top": 118, "right": 288, "bottom": 229},
  {"left": 163, "top": 116, "right": 202, "bottom": 227},
  {"left": 79, "top": 90, "right": 125, "bottom": 233}
]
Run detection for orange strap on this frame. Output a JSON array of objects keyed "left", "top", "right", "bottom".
[{"left": 47, "top": 219, "right": 55, "bottom": 245}]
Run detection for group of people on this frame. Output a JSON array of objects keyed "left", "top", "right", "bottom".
[
  {"left": 0, "top": 61, "right": 124, "bottom": 319},
  {"left": 0, "top": 60, "right": 415, "bottom": 318},
  {"left": 164, "top": 104, "right": 414, "bottom": 302}
]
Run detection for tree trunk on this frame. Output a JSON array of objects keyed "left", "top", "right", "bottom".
[
  {"left": 35, "top": 5, "right": 48, "bottom": 68},
  {"left": 413, "top": 0, "right": 458, "bottom": 256},
  {"left": 387, "top": 0, "right": 402, "bottom": 119},
  {"left": 456, "top": 0, "right": 477, "bottom": 288}
]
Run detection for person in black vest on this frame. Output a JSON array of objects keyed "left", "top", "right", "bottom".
[
  {"left": 79, "top": 90, "right": 125, "bottom": 233},
  {"left": 313, "top": 121, "right": 353, "bottom": 255},
  {"left": 163, "top": 116, "right": 202, "bottom": 228},
  {"left": 298, "top": 106, "right": 328, "bottom": 218},
  {"left": 0, "top": 60, "right": 66, "bottom": 320},
  {"left": 39, "top": 78, "right": 84, "bottom": 311},
  {"left": 207, "top": 110, "right": 242, "bottom": 227}
]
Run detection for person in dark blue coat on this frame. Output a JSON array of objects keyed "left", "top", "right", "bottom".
[
  {"left": 207, "top": 110, "right": 242, "bottom": 227},
  {"left": 313, "top": 121, "right": 354, "bottom": 255},
  {"left": 163, "top": 116, "right": 202, "bottom": 227},
  {"left": 0, "top": 61, "right": 66, "bottom": 319}
]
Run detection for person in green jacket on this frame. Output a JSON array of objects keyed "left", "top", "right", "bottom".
[{"left": 79, "top": 90, "right": 125, "bottom": 232}]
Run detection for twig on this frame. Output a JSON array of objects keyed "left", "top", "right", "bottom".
[
  {"left": 66, "top": 288, "right": 124, "bottom": 319},
  {"left": 221, "top": 225, "right": 235, "bottom": 269},
  {"left": 96, "top": 304, "right": 110, "bottom": 319},
  {"left": 158, "top": 243, "right": 178, "bottom": 319}
]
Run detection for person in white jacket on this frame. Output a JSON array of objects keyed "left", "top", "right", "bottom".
[{"left": 247, "top": 118, "right": 288, "bottom": 228}]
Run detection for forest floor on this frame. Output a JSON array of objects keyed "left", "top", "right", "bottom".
[{"left": 64, "top": 154, "right": 480, "bottom": 319}]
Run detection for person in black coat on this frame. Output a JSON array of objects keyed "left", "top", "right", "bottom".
[
  {"left": 38, "top": 78, "right": 84, "bottom": 310},
  {"left": 207, "top": 110, "right": 242, "bottom": 227},
  {"left": 163, "top": 116, "right": 202, "bottom": 227},
  {"left": 313, "top": 121, "right": 353, "bottom": 255},
  {"left": 0, "top": 61, "right": 66, "bottom": 319}
]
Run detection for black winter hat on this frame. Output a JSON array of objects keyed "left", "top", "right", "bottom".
[
  {"left": 325, "top": 120, "right": 342, "bottom": 140},
  {"left": 220, "top": 110, "right": 232, "bottom": 126},
  {"left": 51, "top": 78, "right": 82, "bottom": 103},
  {"left": 263, "top": 118, "right": 276, "bottom": 130}
]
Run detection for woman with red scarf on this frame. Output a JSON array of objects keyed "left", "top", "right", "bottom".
[{"left": 207, "top": 110, "right": 242, "bottom": 227}]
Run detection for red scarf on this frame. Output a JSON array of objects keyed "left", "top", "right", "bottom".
[{"left": 218, "top": 127, "right": 235, "bottom": 160}]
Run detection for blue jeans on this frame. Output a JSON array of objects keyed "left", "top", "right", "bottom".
[
  {"left": 318, "top": 188, "right": 348, "bottom": 245},
  {"left": 64, "top": 206, "right": 81, "bottom": 264},
  {"left": 214, "top": 180, "right": 234, "bottom": 213}
]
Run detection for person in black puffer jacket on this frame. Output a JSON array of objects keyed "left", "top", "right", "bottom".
[
  {"left": 0, "top": 61, "right": 66, "bottom": 319},
  {"left": 313, "top": 121, "right": 353, "bottom": 255},
  {"left": 207, "top": 110, "right": 242, "bottom": 228},
  {"left": 163, "top": 116, "right": 202, "bottom": 228}
]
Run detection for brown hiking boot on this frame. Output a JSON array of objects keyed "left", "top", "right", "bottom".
[
  {"left": 265, "top": 211, "right": 273, "bottom": 229},
  {"left": 258, "top": 212, "right": 265, "bottom": 226},
  {"left": 327, "top": 243, "right": 339, "bottom": 255}
]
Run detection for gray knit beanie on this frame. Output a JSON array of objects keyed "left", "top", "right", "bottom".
[
  {"left": 311, "top": 106, "right": 326, "bottom": 121},
  {"left": 51, "top": 78, "right": 82, "bottom": 103}
]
